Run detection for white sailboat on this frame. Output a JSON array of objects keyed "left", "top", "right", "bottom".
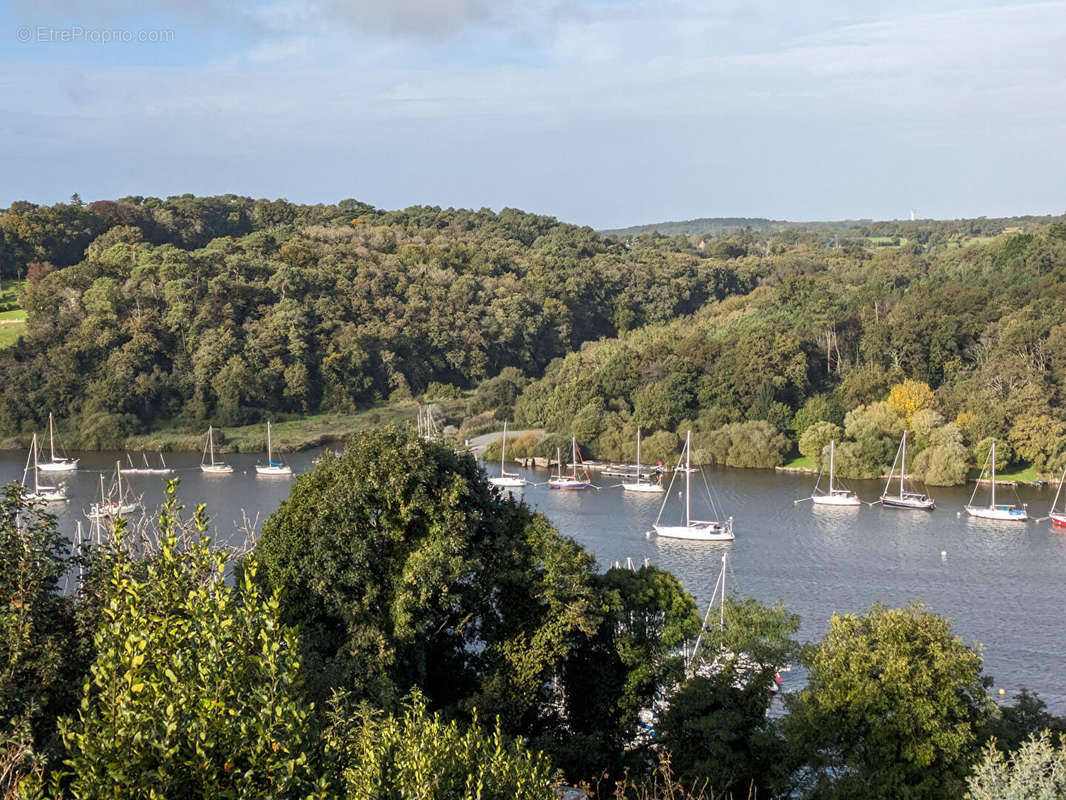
[
  {"left": 622, "top": 428, "right": 664, "bottom": 493},
  {"left": 256, "top": 421, "right": 292, "bottom": 476},
  {"left": 548, "top": 438, "right": 591, "bottom": 490},
  {"left": 1048, "top": 462, "right": 1066, "bottom": 528},
  {"left": 121, "top": 451, "right": 174, "bottom": 475},
  {"left": 965, "top": 440, "right": 1027, "bottom": 521},
  {"left": 37, "top": 413, "right": 78, "bottom": 472},
  {"left": 880, "top": 431, "right": 934, "bottom": 510},
  {"left": 652, "top": 431, "right": 734, "bottom": 541},
  {"left": 21, "top": 433, "right": 68, "bottom": 502},
  {"left": 810, "top": 439, "right": 861, "bottom": 506},
  {"left": 87, "top": 462, "right": 142, "bottom": 519},
  {"left": 489, "top": 422, "right": 525, "bottom": 488},
  {"left": 200, "top": 426, "right": 233, "bottom": 474}
]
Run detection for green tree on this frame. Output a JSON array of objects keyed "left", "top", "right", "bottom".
[
  {"left": 323, "top": 692, "right": 554, "bottom": 800},
  {"left": 0, "top": 488, "right": 80, "bottom": 796},
  {"left": 658, "top": 671, "right": 784, "bottom": 799},
  {"left": 784, "top": 602, "right": 993, "bottom": 800},
  {"left": 59, "top": 486, "right": 322, "bottom": 798},
  {"left": 256, "top": 427, "right": 598, "bottom": 732},
  {"left": 966, "top": 731, "right": 1066, "bottom": 800},
  {"left": 799, "top": 421, "right": 843, "bottom": 466},
  {"left": 554, "top": 566, "right": 700, "bottom": 779}
]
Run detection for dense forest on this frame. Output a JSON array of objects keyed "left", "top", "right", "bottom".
[
  {"left": 2, "top": 195, "right": 1066, "bottom": 484},
  {"left": 4, "top": 428, "right": 1065, "bottom": 799}
]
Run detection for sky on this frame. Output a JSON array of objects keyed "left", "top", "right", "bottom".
[{"left": 2, "top": 0, "right": 1065, "bottom": 229}]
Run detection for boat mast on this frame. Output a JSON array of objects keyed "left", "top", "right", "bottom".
[
  {"left": 32, "top": 434, "right": 40, "bottom": 493},
  {"left": 571, "top": 437, "right": 577, "bottom": 479},
  {"left": 209, "top": 426, "right": 215, "bottom": 466},
  {"left": 49, "top": 413, "right": 57, "bottom": 462},
  {"left": 828, "top": 440, "right": 835, "bottom": 493},
  {"left": 990, "top": 441, "right": 996, "bottom": 508},
  {"left": 719, "top": 552, "right": 726, "bottom": 630},
  {"left": 685, "top": 430, "right": 692, "bottom": 526},
  {"left": 500, "top": 422, "right": 507, "bottom": 474},
  {"left": 267, "top": 421, "right": 273, "bottom": 464},
  {"left": 556, "top": 447, "right": 562, "bottom": 480},
  {"left": 1052, "top": 463, "right": 1066, "bottom": 516},
  {"left": 636, "top": 428, "right": 642, "bottom": 475},
  {"left": 21, "top": 435, "right": 34, "bottom": 491},
  {"left": 900, "top": 430, "right": 907, "bottom": 497}
]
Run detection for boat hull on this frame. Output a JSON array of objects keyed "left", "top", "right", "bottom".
[
  {"left": 548, "top": 479, "right": 589, "bottom": 490},
  {"left": 965, "top": 505, "right": 1028, "bottom": 521},
  {"left": 654, "top": 520, "right": 734, "bottom": 541},
  {"left": 201, "top": 464, "right": 234, "bottom": 474},
  {"left": 622, "top": 482, "right": 664, "bottom": 493},
  {"left": 88, "top": 502, "right": 141, "bottom": 519},
  {"left": 27, "top": 489, "right": 68, "bottom": 502},
  {"left": 38, "top": 460, "right": 78, "bottom": 472},
  {"left": 256, "top": 465, "right": 293, "bottom": 476},
  {"left": 882, "top": 494, "right": 935, "bottom": 510},
  {"left": 1051, "top": 512, "right": 1066, "bottom": 528},
  {"left": 489, "top": 476, "right": 525, "bottom": 488},
  {"left": 812, "top": 492, "right": 861, "bottom": 506}
]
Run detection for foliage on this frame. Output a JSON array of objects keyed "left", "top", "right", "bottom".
[
  {"left": 701, "top": 421, "right": 789, "bottom": 469},
  {"left": 0, "top": 488, "right": 80, "bottom": 796},
  {"left": 323, "top": 691, "right": 554, "bottom": 800},
  {"left": 656, "top": 594, "right": 799, "bottom": 798},
  {"left": 784, "top": 602, "right": 993, "bottom": 800},
  {"left": 658, "top": 671, "right": 784, "bottom": 799},
  {"left": 58, "top": 484, "right": 322, "bottom": 798},
  {"left": 257, "top": 426, "right": 599, "bottom": 732},
  {"left": 982, "top": 689, "right": 1066, "bottom": 754},
  {"left": 798, "top": 422, "right": 841, "bottom": 466},
  {"left": 966, "top": 731, "right": 1066, "bottom": 800},
  {"left": 886, "top": 379, "right": 935, "bottom": 426},
  {"left": 553, "top": 566, "right": 700, "bottom": 779}
]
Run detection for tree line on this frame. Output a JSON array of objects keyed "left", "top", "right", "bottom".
[
  {"left": 3, "top": 427, "right": 1064, "bottom": 799},
  {"left": 3, "top": 195, "right": 1066, "bottom": 482}
]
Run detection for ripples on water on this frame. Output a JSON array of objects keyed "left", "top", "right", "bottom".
[{"left": 3, "top": 451, "right": 1064, "bottom": 709}]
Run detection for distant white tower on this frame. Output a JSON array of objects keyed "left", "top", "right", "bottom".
[{"left": 910, "top": 209, "right": 916, "bottom": 221}]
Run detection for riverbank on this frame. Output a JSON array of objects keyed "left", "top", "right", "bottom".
[{"left": 0, "top": 397, "right": 474, "bottom": 454}]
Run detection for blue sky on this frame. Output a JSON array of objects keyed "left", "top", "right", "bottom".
[{"left": 2, "top": 0, "right": 1064, "bottom": 228}]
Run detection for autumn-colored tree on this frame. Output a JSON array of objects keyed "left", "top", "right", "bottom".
[{"left": 887, "top": 379, "right": 936, "bottom": 426}]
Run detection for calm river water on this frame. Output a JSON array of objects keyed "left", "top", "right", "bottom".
[{"left": 4, "top": 449, "right": 1064, "bottom": 709}]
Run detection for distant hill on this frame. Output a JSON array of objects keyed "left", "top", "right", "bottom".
[{"left": 600, "top": 214, "right": 1060, "bottom": 238}]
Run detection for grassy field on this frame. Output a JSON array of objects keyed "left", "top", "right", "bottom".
[
  {"left": 123, "top": 395, "right": 473, "bottom": 453},
  {"left": 0, "top": 281, "right": 27, "bottom": 348},
  {"left": 965, "top": 463, "right": 1042, "bottom": 483},
  {"left": 781, "top": 454, "right": 816, "bottom": 471}
]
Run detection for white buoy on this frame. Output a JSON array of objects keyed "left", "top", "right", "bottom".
[
  {"left": 941, "top": 551, "right": 947, "bottom": 560},
  {"left": 999, "top": 688, "right": 1006, "bottom": 697}
]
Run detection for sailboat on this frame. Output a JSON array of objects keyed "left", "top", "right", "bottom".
[
  {"left": 37, "top": 413, "right": 78, "bottom": 472},
  {"left": 652, "top": 431, "right": 734, "bottom": 540},
  {"left": 965, "top": 440, "right": 1027, "bottom": 521},
  {"left": 880, "top": 431, "right": 934, "bottom": 510},
  {"left": 200, "top": 426, "right": 233, "bottom": 474},
  {"left": 622, "top": 428, "right": 664, "bottom": 493},
  {"left": 87, "top": 462, "right": 142, "bottom": 519},
  {"left": 489, "top": 422, "right": 525, "bottom": 488},
  {"left": 548, "top": 438, "right": 591, "bottom": 489},
  {"left": 21, "top": 433, "right": 68, "bottom": 502},
  {"left": 121, "top": 451, "right": 174, "bottom": 475},
  {"left": 256, "top": 421, "right": 292, "bottom": 476},
  {"left": 1048, "top": 462, "right": 1066, "bottom": 528},
  {"left": 810, "top": 439, "right": 860, "bottom": 506}
]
